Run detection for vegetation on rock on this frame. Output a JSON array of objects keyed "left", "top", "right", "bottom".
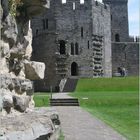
[{"left": 8, "top": 0, "right": 23, "bottom": 16}]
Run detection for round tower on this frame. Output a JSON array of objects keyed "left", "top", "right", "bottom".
[{"left": 103, "top": 0, "right": 129, "bottom": 42}]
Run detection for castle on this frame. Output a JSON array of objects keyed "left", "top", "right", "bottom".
[{"left": 31, "top": 0, "right": 139, "bottom": 92}]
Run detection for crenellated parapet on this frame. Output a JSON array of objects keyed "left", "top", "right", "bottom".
[{"left": 103, "top": 0, "right": 128, "bottom": 4}]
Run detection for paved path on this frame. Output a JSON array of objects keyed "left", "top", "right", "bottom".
[{"left": 52, "top": 93, "right": 126, "bottom": 140}]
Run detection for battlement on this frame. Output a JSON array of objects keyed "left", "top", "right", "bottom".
[
  {"left": 129, "top": 36, "right": 140, "bottom": 42},
  {"left": 93, "top": 0, "right": 110, "bottom": 11},
  {"left": 103, "top": 0, "right": 128, "bottom": 4},
  {"left": 49, "top": 0, "right": 110, "bottom": 11}
]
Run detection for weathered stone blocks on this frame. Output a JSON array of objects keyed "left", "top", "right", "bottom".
[
  {"left": 0, "top": 108, "right": 60, "bottom": 140},
  {"left": 24, "top": 61, "right": 45, "bottom": 80}
]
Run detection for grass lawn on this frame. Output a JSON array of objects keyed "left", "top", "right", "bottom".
[
  {"left": 33, "top": 92, "right": 50, "bottom": 107},
  {"left": 70, "top": 77, "right": 139, "bottom": 140}
]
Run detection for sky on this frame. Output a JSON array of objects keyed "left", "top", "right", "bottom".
[{"left": 97, "top": 0, "right": 139, "bottom": 36}]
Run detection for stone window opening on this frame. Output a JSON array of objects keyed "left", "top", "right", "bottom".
[
  {"left": 73, "top": 2, "right": 76, "bottom": 10},
  {"left": 71, "top": 62, "right": 78, "bottom": 76},
  {"left": 75, "top": 43, "right": 79, "bottom": 55},
  {"left": 115, "top": 34, "right": 120, "bottom": 42},
  {"left": 95, "top": 1, "right": 98, "bottom": 6},
  {"left": 59, "top": 40, "right": 66, "bottom": 54},
  {"left": 42, "top": 19, "right": 48, "bottom": 30},
  {"left": 88, "top": 41, "right": 90, "bottom": 49},
  {"left": 81, "top": 27, "right": 83, "bottom": 37},
  {"left": 80, "top": 0, "right": 84, "bottom": 4},
  {"left": 36, "top": 29, "right": 38, "bottom": 35},
  {"left": 104, "top": 4, "right": 107, "bottom": 9},
  {"left": 71, "top": 43, "right": 74, "bottom": 55}
]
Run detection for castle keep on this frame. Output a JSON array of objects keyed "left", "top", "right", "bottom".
[{"left": 31, "top": 0, "right": 139, "bottom": 92}]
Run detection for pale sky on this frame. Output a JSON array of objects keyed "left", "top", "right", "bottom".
[{"left": 97, "top": 0, "right": 139, "bottom": 36}]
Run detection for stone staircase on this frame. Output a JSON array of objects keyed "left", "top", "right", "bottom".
[
  {"left": 62, "top": 78, "right": 78, "bottom": 92},
  {"left": 50, "top": 98, "right": 79, "bottom": 106}
]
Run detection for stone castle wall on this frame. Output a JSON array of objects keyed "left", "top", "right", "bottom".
[
  {"left": 112, "top": 42, "right": 139, "bottom": 76},
  {"left": 103, "top": 0, "right": 129, "bottom": 42},
  {"left": 31, "top": 0, "right": 112, "bottom": 91}
]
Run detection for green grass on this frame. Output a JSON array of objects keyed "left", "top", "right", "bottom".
[
  {"left": 58, "top": 131, "right": 65, "bottom": 140},
  {"left": 70, "top": 77, "right": 139, "bottom": 140},
  {"left": 33, "top": 92, "right": 50, "bottom": 107},
  {"left": 75, "top": 77, "right": 139, "bottom": 92}
]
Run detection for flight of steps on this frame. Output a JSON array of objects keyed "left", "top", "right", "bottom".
[
  {"left": 62, "top": 78, "right": 78, "bottom": 92},
  {"left": 50, "top": 98, "right": 79, "bottom": 106}
]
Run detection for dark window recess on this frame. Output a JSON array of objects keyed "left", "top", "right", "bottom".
[
  {"left": 104, "top": 4, "right": 107, "bottom": 9},
  {"left": 42, "top": 19, "right": 45, "bottom": 30},
  {"left": 95, "top": 1, "right": 98, "bottom": 6},
  {"left": 46, "top": 19, "right": 48, "bottom": 29},
  {"left": 59, "top": 40, "right": 66, "bottom": 54},
  {"left": 71, "top": 43, "right": 74, "bottom": 55},
  {"left": 36, "top": 29, "right": 38, "bottom": 35},
  {"left": 81, "top": 27, "right": 83, "bottom": 37},
  {"left": 111, "top": 15, "right": 112, "bottom": 21},
  {"left": 71, "top": 62, "right": 78, "bottom": 76},
  {"left": 75, "top": 43, "right": 79, "bottom": 55},
  {"left": 42, "top": 19, "right": 48, "bottom": 30},
  {"left": 88, "top": 41, "right": 90, "bottom": 49},
  {"left": 115, "top": 34, "right": 120, "bottom": 42}
]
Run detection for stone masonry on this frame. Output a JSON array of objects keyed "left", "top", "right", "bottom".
[
  {"left": 31, "top": 0, "right": 139, "bottom": 92},
  {"left": 31, "top": 0, "right": 112, "bottom": 91},
  {"left": 103, "top": 0, "right": 139, "bottom": 76}
]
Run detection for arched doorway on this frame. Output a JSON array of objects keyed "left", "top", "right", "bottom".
[{"left": 71, "top": 62, "right": 78, "bottom": 76}]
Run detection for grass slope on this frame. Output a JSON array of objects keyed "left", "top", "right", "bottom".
[{"left": 70, "top": 77, "right": 139, "bottom": 140}]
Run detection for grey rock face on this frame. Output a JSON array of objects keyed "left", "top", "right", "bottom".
[
  {"left": 0, "top": 108, "right": 60, "bottom": 140},
  {"left": 0, "top": 0, "right": 49, "bottom": 114},
  {"left": 0, "top": 95, "right": 3, "bottom": 112},
  {"left": 13, "top": 95, "right": 31, "bottom": 112},
  {"left": 24, "top": 61, "right": 46, "bottom": 80},
  {"left": 23, "top": 0, "right": 50, "bottom": 17},
  {"left": 3, "top": 94, "right": 13, "bottom": 113}
]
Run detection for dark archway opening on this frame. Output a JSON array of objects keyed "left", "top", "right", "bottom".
[
  {"left": 115, "top": 34, "right": 120, "bottom": 42},
  {"left": 59, "top": 40, "right": 66, "bottom": 54},
  {"left": 71, "top": 62, "right": 78, "bottom": 76}
]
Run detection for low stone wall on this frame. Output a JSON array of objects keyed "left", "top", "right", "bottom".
[{"left": 112, "top": 42, "right": 139, "bottom": 76}]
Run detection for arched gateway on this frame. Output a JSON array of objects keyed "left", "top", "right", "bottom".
[{"left": 71, "top": 62, "right": 78, "bottom": 76}]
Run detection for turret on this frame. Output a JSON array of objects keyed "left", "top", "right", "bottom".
[{"left": 103, "top": 0, "right": 129, "bottom": 42}]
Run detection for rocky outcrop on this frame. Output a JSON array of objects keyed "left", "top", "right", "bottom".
[
  {"left": 0, "top": 108, "right": 60, "bottom": 140},
  {"left": 0, "top": 0, "right": 48, "bottom": 114},
  {"left": 0, "top": 0, "right": 61, "bottom": 140},
  {"left": 24, "top": 61, "right": 45, "bottom": 80}
]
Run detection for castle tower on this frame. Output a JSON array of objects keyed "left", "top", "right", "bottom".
[{"left": 103, "top": 0, "right": 129, "bottom": 42}]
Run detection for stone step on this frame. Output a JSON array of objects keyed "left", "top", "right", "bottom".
[
  {"left": 50, "top": 98, "right": 79, "bottom": 106},
  {"left": 62, "top": 78, "right": 78, "bottom": 92}
]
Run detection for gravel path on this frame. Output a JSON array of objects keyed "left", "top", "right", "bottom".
[{"left": 52, "top": 93, "right": 126, "bottom": 140}]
